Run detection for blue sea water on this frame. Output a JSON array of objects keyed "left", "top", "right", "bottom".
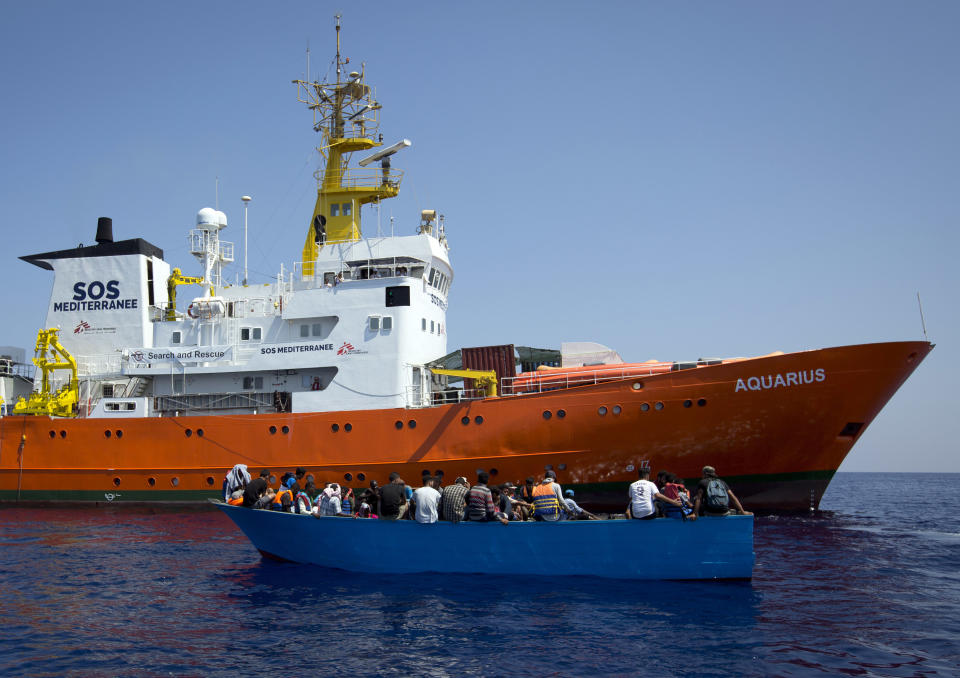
[{"left": 1, "top": 472, "right": 959, "bottom": 677}]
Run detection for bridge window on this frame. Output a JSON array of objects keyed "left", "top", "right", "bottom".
[
  {"left": 240, "top": 327, "right": 262, "bottom": 342},
  {"left": 342, "top": 203, "right": 352, "bottom": 216},
  {"left": 243, "top": 376, "right": 264, "bottom": 390},
  {"left": 172, "top": 331, "right": 182, "bottom": 344},
  {"left": 331, "top": 204, "right": 340, "bottom": 217}
]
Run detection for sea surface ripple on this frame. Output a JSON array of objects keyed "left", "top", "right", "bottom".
[{"left": 1, "top": 472, "right": 958, "bottom": 677}]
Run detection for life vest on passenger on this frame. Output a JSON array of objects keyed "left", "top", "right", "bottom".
[
  {"left": 272, "top": 488, "right": 294, "bottom": 511},
  {"left": 227, "top": 496, "right": 244, "bottom": 506},
  {"left": 532, "top": 482, "right": 561, "bottom": 517}
]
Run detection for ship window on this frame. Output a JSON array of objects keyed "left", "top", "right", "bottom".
[
  {"left": 253, "top": 327, "right": 262, "bottom": 341},
  {"left": 382, "top": 316, "right": 393, "bottom": 330},
  {"left": 342, "top": 203, "right": 352, "bottom": 216},
  {"left": 241, "top": 328, "right": 249, "bottom": 340},
  {"left": 422, "top": 318, "right": 427, "bottom": 331},
  {"left": 430, "top": 320, "right": 435, "bottom": 333},
  {"left": 243, "top": 376, "right": 264, "bottom": 390},
  {"left": 172, "top": 331, "right": 182, "bottom": 344},
  {"left": 241, "top": 327, "right": 262, "bottom": 342},
  {"left": 385, "top": 286, "right": 410, "bottom": 307},
  {"left": 331, "top": 204, "right": 340, "bottom": 217},
  {"left": 369, "top": 316, "right": 381, "bottom": 331},
  {"left": 312, "top": 323, "right": 323, "bottom": 336},
  {"left": 300, "top": 324, "right": 310, "bottom": 337},
  {"left": 103, "top": 384, "right": 114, "bottom": 398}
]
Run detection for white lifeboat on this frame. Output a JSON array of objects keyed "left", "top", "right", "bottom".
[{"left": 187, "top": 296, "right": 226, "bottom": 319}]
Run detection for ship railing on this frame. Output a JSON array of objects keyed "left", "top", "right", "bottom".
[
  {"left": 76, "top": 354, "right": 124, "bottom": 377},
  {"left": 499, "top": 359, "right": 725, "bottom": 396},
  {"left": 312, "top": 167, "right": 404, "bottom": 190},
  {"left": 292, "top": 256, "right": 427, "bottom": 288},
  {"left": 0, "top": 359, "right": 35, "bottom": 380},
  {"left": 153, "top": 391, "right": 276, "bottom": 414}
]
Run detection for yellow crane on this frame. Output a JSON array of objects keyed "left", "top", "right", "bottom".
[
  {"left": 165, "top": 268, "right": 208, "bottom": 321},
  {"left": 431, "top": 368, "right": 499, "bottom": 398},
  {"left": 13, "top": 328, "right": 79, "bottom": 417}
]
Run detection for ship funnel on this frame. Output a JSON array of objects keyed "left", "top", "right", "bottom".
[{"left": 95, "top": 217, "right": 114, "bottom": 244}]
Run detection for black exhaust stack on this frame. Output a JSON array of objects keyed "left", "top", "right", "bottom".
[{"left": 95, "top": 217, "right": 113, "bottom": 245}]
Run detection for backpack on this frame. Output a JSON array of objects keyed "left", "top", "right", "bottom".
[{"left": 705, "top": 478, "right": 729, "bottom": 511}]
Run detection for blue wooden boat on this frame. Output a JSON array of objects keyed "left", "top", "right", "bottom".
[{"left": 215, "top": 502, "right": 754, "bottom": 580}]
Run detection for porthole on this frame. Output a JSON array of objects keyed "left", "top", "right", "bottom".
[
  {"left": 59, "top": 430, "right": 67, "bottom": 439},
  {"left": 395, "top": 420, "right": 404, "bottom": 430},
  {"left": 476, "top": 468, "right": 486, "bottom": 476},
  {"left": 598, "top": 406, "right": 608, "bottom": 416},
  {"left": 344, "top": 473, "right": 353, "bottom": 482},
  {"left": 461, "top": 416, "right": 470, "bottom": 425},
  {"left": 206, "top": 476, "right": 215, "bottom": 486},
  {"left": 558, "top": 463, "right": 567, "bottom": 471},
  {"left": 281, "top": 425, "right": 289, "bottom": 434},
  {"left": 116, "top": 430, "right": 123, "bottom": 439},
  {"left": 171, "top": 477, "right": 180, "bottom": 487},
  {"left": 557, "top": 409, "right": 566, "bottom": 418},
  {"left": 196, "top": 429, "right": 203, "bottom": 437},
  {"left": 306, "top": 474, "right": 315, "bottom": 484},
  {"left": 422, "top": 469, "right": 432, "bottom": 477},
  {"left": 269, "top": 426, "right": 277, "bottom": 435},
  {"left": 331, "top": 424, "right": 340, "bottom": 433},
  {"left": 683, "top": 400, "right": 692, "bottom": 408},
  {"left": 545, "top": 464, "right": 553, "bottom": 470},
  {"left": 640, "top": 402, "right": 650, "bottom": 412},
  {"left": 697, "top": 398, "right": 707, "bottom": 407},
  {"left": 104, "top": 430, "right": 112, "bottom": 438},
  {"left": 269, "top": 475, "right": 277, "bottom": 484},
  {"left": 408, "top": 420, "right": 417, "bottom": 429},
  {"left": 344, "top": 423, "right": 353, "bottom": 432},
  {"left": 632, "top": 381, "right": 644, "bottom": 390},
  {"left": 357, "top": 473, "right": 366, "bottom": 481},
  {"left": 612, "top": 405, "right": 622, "bottom": 415},
  {"left": 49, "top": 430, "right": 56, "bottom": 439},
  {"left": 148, "top": 477, "right": 156, "bottom": 487},
  {"left": 113, "top": 477, "right": 121, "bottom": 487},
  {"left": 490, "top": 468, "right": 499, "bottom": 476},
  {"left": 474, "top": 416, "right": 483, "bottom": 425},
  {"left": 185, "top": 429, "right": 193, "bottom": 438},
  {"left": 543, "top": 410, "right": 552, "bottom": 420},
  {"left": 655, "top": 401, "right": 664, "bottom": 410}
]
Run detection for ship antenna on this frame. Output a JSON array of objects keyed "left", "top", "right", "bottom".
[
  {"left": 335, "top": 13, "right": 342, "bottom": 85},
  {"left": 306, "top": 40, "right": 311, "bottom": 82},
  {"left": 917, "top": 292, "right": 928, "bottom": 341}
]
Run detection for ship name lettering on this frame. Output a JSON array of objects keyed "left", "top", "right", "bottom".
[
  {"left": 53, "top": 298, "right": 138, "bottom": 312},
  {"left": 260, "top": 343, "right": 334, "bottom": 356},
  {"left": 735, "top": 368, "right": 825, "bottom": 393}
]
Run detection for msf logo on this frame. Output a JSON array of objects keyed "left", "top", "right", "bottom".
[{"left": 74, "top": 320, "right": 92, "bottom": 334}]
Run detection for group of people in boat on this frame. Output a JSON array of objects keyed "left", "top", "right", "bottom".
[{"left": 222, "top": 463, "right": 751, "bottom": 522}]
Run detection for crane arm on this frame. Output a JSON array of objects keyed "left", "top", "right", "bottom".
[{"left": 430, "top": 368, "right": 499, "bottom": 398}]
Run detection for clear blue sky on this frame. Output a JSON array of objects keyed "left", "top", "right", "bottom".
[{"left": 1, "top": 1, "right": 956, "bottom": 471}]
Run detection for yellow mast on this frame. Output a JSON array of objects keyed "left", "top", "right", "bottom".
[{"left": 293, "top": 16, "right": 405, "bottom": 277}]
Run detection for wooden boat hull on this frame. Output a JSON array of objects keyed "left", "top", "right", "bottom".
[
  {"left": 0, "top": 340, "right": 932, "bottom": 511},
  {"left": 215, "top": 501, "right": 755, "bottom": 580}
]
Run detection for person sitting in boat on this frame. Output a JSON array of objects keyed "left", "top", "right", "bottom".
[
  {"left": 412, "top": 475, "right": 442, "bottom": 523},
  {"left": 531, "top": 470, "right": 572, "bottom": 522},
  {"left": 314, "top": 483, "right": 349, "bottom": 517},
  {"left": 296, "top": 481, "right": 317, "bottom": 515},
  {"left": 242, "top": 469, "right": 273, "bottom": 509},
  {"left": 657, "top": 472, "right": 696, "bottom": 520},
  {"left": 271, "top": 474, "right": 298, "bottom": 512},
  {"left": 489, "top": 487, "right": 513, "bottom": 523},
  {"left": 341, "top": 486, "right": 354, "bottom": 515},
  {"left": 467, "top": 472, "right": 509, "bottom": 525},
  {"left": 518, "top": 476, "right": 537, "bottom": 513},
  {"left": 222, "top": 463, "right": 250, "bottom": 503},
  {"left": 438, "top": 476, "right": 470, "bottom": 523},
  {"left": 693, "top": 466, "right": 752, "bottom": 517},
  {"left": 626, "top": 467, "right": 683, "bottom": 520},
  {"left": 563, "top": 489, "right": 599, "bottom": 520},
  {"left": 498, "top": 482, "right": 530, "bottom": 521},
  {"left": 379, "top": 473, "right": 409, "bottom": 521}
]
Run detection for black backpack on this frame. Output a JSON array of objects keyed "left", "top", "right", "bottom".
[{"left": 705, "top": 478, "right": 729, "bottom": 511}]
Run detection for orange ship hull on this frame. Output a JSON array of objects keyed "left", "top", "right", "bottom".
[{"left": 0, "top": 340, "right": 932, "bottom": 511}]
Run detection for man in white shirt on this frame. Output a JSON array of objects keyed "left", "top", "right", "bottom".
[
  {"left": 627, "top": 467, "right": 683, "bottom": 520},
  {"left": 412, "top": 475, "right": 442, "bottom": 524}
]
